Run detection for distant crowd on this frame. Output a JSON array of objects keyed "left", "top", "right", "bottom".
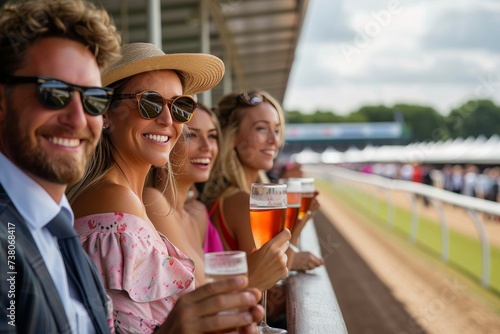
[{"left": 355, "top": 162, "right": 500, "bottom": 202}]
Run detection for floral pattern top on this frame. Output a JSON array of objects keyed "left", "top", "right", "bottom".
[{"left": 75, "top": 212, "right": 195, "bottom": 334}]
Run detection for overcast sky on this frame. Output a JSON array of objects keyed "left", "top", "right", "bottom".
[{"left": 283, "top": 0, "right": 500, "bottom": 115}]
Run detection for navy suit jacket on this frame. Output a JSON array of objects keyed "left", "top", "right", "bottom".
[{"left": 0, "top": 184, "right": 110, "bottom": 333}]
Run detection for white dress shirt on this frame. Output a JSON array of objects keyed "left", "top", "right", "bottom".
[{"left": 0, "top": 153, "right": 95, "bottom": 333}]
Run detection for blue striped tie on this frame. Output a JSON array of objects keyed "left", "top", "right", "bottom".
[{"left": 46, "top": 210, "right": 109, "bottom": 334}]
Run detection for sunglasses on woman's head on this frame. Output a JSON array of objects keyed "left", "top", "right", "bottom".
[
  {"left": 112, "top": 91, "right": 197, "bottom": 123},
  {"left": 0, "top": 75, "right": 113, "bottom": 116},
  {"left": 237, "top": 91, "right": 265, "bottom": 106},
  {"left": 217, "top": 91, "right": 266, "bottom": 127}
]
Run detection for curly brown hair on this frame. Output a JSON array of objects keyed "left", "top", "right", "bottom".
[{"left": 0, "top": 0, "right": 121, "bottom": 76}]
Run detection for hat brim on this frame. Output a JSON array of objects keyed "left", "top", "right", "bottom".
[{"left": 102, "top": 53, "right": 224, "bottom": 95}]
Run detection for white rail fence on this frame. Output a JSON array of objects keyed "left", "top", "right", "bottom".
[{"left": 303, "top": 164, "right": 500, "bottom": 288}]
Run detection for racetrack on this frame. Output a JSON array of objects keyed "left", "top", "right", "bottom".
[{"left": 315, "top": 190, "right": 500, "bottom": 334}]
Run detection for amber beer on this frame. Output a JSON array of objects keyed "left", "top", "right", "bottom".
[
  {"left": 298, "top": 193, "right": 314, "bottom": 220},
  {"left": 285, "top": 190, "right": 301, "bottom": 231},
  {"left": 250, "top": 207, "right": 286, "bottom": 249},
  {"left": 249, "top": 183, "right": 287, "bottom": 333},
  {"left": 285, "top": 205, "right": 300, "bottom": 231},
  {"left": 289, "top": 177, "right": 315, "bottom": 220}
]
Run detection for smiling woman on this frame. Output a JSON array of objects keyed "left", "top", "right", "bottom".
[
  {"left": 143, "top": 103, "right": 224, "bottom": 286},
  {"left": 64, "top": 42, "right": 262, "bottom": 334},
  {"left": 204, "top": 93, "right": 283, "bottom": 228},
  {"left": 202, "top": 91, "right": 292, "bottom": 291},
  {"left": 66, "top": 43, "right": 213, "bottom": 333}
]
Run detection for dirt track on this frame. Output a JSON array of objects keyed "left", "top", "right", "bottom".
[{"left": 316, "top": 189, "right": 500, "bottom": 334}]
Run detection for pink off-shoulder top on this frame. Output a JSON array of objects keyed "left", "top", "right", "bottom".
[{"left": 74, "top": 212, "right": 195, "bottom": 334}]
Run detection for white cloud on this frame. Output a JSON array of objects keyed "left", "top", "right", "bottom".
[
  {"left": 422, "top": 8, "right": 500, "bottom": 52},
  {"left": 343, "top": 54, "right": 497, "bottom": 84},
  {"left": 284, "top": 0, "right": 500, "bottom": 116},
  {"left": 300, "top": 0, "right": 355, "bottom": 42}
]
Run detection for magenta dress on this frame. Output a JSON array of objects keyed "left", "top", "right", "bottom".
[
  {"left": 75, "top": 212, "right": 195, "bottom": 334},
  {"left": 203, "top": 211, "right": 224, "bottom": 253}
]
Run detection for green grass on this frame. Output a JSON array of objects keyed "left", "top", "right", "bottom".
[{"left": 317, "top": 178, "right": 500, "bottom": 296}]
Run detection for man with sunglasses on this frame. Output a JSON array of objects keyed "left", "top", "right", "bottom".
[{"left": 0, "top": 0, "right": 121, "bottom": 332}]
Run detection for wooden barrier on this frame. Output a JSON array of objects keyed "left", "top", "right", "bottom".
[{"left": 285, "top": 220, "right": 348, "bottom": 333}]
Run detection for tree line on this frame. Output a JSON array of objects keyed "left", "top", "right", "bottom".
[{"left": 285, "top": 99, "right": 500, "bottom": 142}]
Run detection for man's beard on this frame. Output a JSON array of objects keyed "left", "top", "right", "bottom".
[{"left": 2, "top": 101, "right": 95, "bottom": 185}]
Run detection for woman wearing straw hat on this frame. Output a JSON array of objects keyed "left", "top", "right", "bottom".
[{"left": 67, "top": 43, "right": 263, "bottom": 334}]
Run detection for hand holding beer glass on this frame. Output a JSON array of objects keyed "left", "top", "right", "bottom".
[
  {"left": 249, "top": 183, "right": 287, "bottom": 334},
  {"left": 204, "top": 251, "right": 249, "bottom": 333}
]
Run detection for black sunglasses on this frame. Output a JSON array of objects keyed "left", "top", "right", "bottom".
[
  {"left": 113, "top": 91, "right": 197, "bottom": 124},
  {"left": 0, "top": 75, "right": 113, "bottom": 116}
]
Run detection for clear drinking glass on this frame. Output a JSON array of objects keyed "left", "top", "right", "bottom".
[
  {"left": 204, "top": 251, "right": 248, "bottom": 283},
  {"left": 249, "top": 183, "right": 288, "bottom": 334},
  {"left": 290, "top": 177, "right": 315, "bottom": 220},
  {"left": 284, "top": 179, "right": 302, "bottom": 233},
  {"left": 204, "top": 251, "right": 248, "bottom": 333}
]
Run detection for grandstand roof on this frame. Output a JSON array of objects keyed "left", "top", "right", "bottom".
[{"left": 84, "top": 0, "right": 309, "bottom": 106}]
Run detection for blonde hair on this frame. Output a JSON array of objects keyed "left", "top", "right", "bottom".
[
  {"left": 202, "top": 90, "right": 285, "bottom": 204},
  {"left": 0, "top": 0, "right": 121, "bottom": 76}
]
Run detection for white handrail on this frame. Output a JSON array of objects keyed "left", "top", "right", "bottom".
[{"left": 304, "top": 164, "right": 495, "bottom": 288}]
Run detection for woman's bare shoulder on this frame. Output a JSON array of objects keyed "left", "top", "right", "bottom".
[
  {"left": 143, "top": 186, "right": 172, "bottom": 217},
  {"left": 221, "top": 190, "right": 249, "bottom": 224},
  {"left": 72, "top": 182, "right": 144, "bottom": 219},
  {"left": 223, "top": 190, "right": 249, "bottom": 207},
  {"left": 185, "top": 199, "right": 207, "bottom": 222}
]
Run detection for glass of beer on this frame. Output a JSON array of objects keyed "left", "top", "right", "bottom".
[
  {"left": 291, "top": 177, "right": 315, "bottom": 220},
  {"left": 204, "top": 251, "right": 248, "bottom": 283},
  {"left": 249, "top": 183, "right": 287, "bottom": 334},
  {"left": 204, "top": 251, "right": 248, "bottom": 320},
  {"left": 284, "top": 179, "right": 302, "bottom": 233}
]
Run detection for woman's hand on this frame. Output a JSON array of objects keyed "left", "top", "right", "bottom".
[
  {"left": 156, "top": 276, "right": 263, "bottom": 334},
  {"left": 247, "top": 229, "right": 291, "bottom": 291},
  {"left": 291, "top": 250, "right": 324, "bottom": 271}
]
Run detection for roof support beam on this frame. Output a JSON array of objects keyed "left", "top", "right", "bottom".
[
  {"left": 208, "top": 0, "right": 247, "bottom": 91},
  {"left": 199, "top": 0, "right": 212, "bottom": 106},
  {"left": 147, "top": 0, "right": 162, "bottom": 48}
]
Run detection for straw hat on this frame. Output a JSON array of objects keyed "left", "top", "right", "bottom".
[{"left": 102, "top": 42, "right": 225, "bottom": 95}]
